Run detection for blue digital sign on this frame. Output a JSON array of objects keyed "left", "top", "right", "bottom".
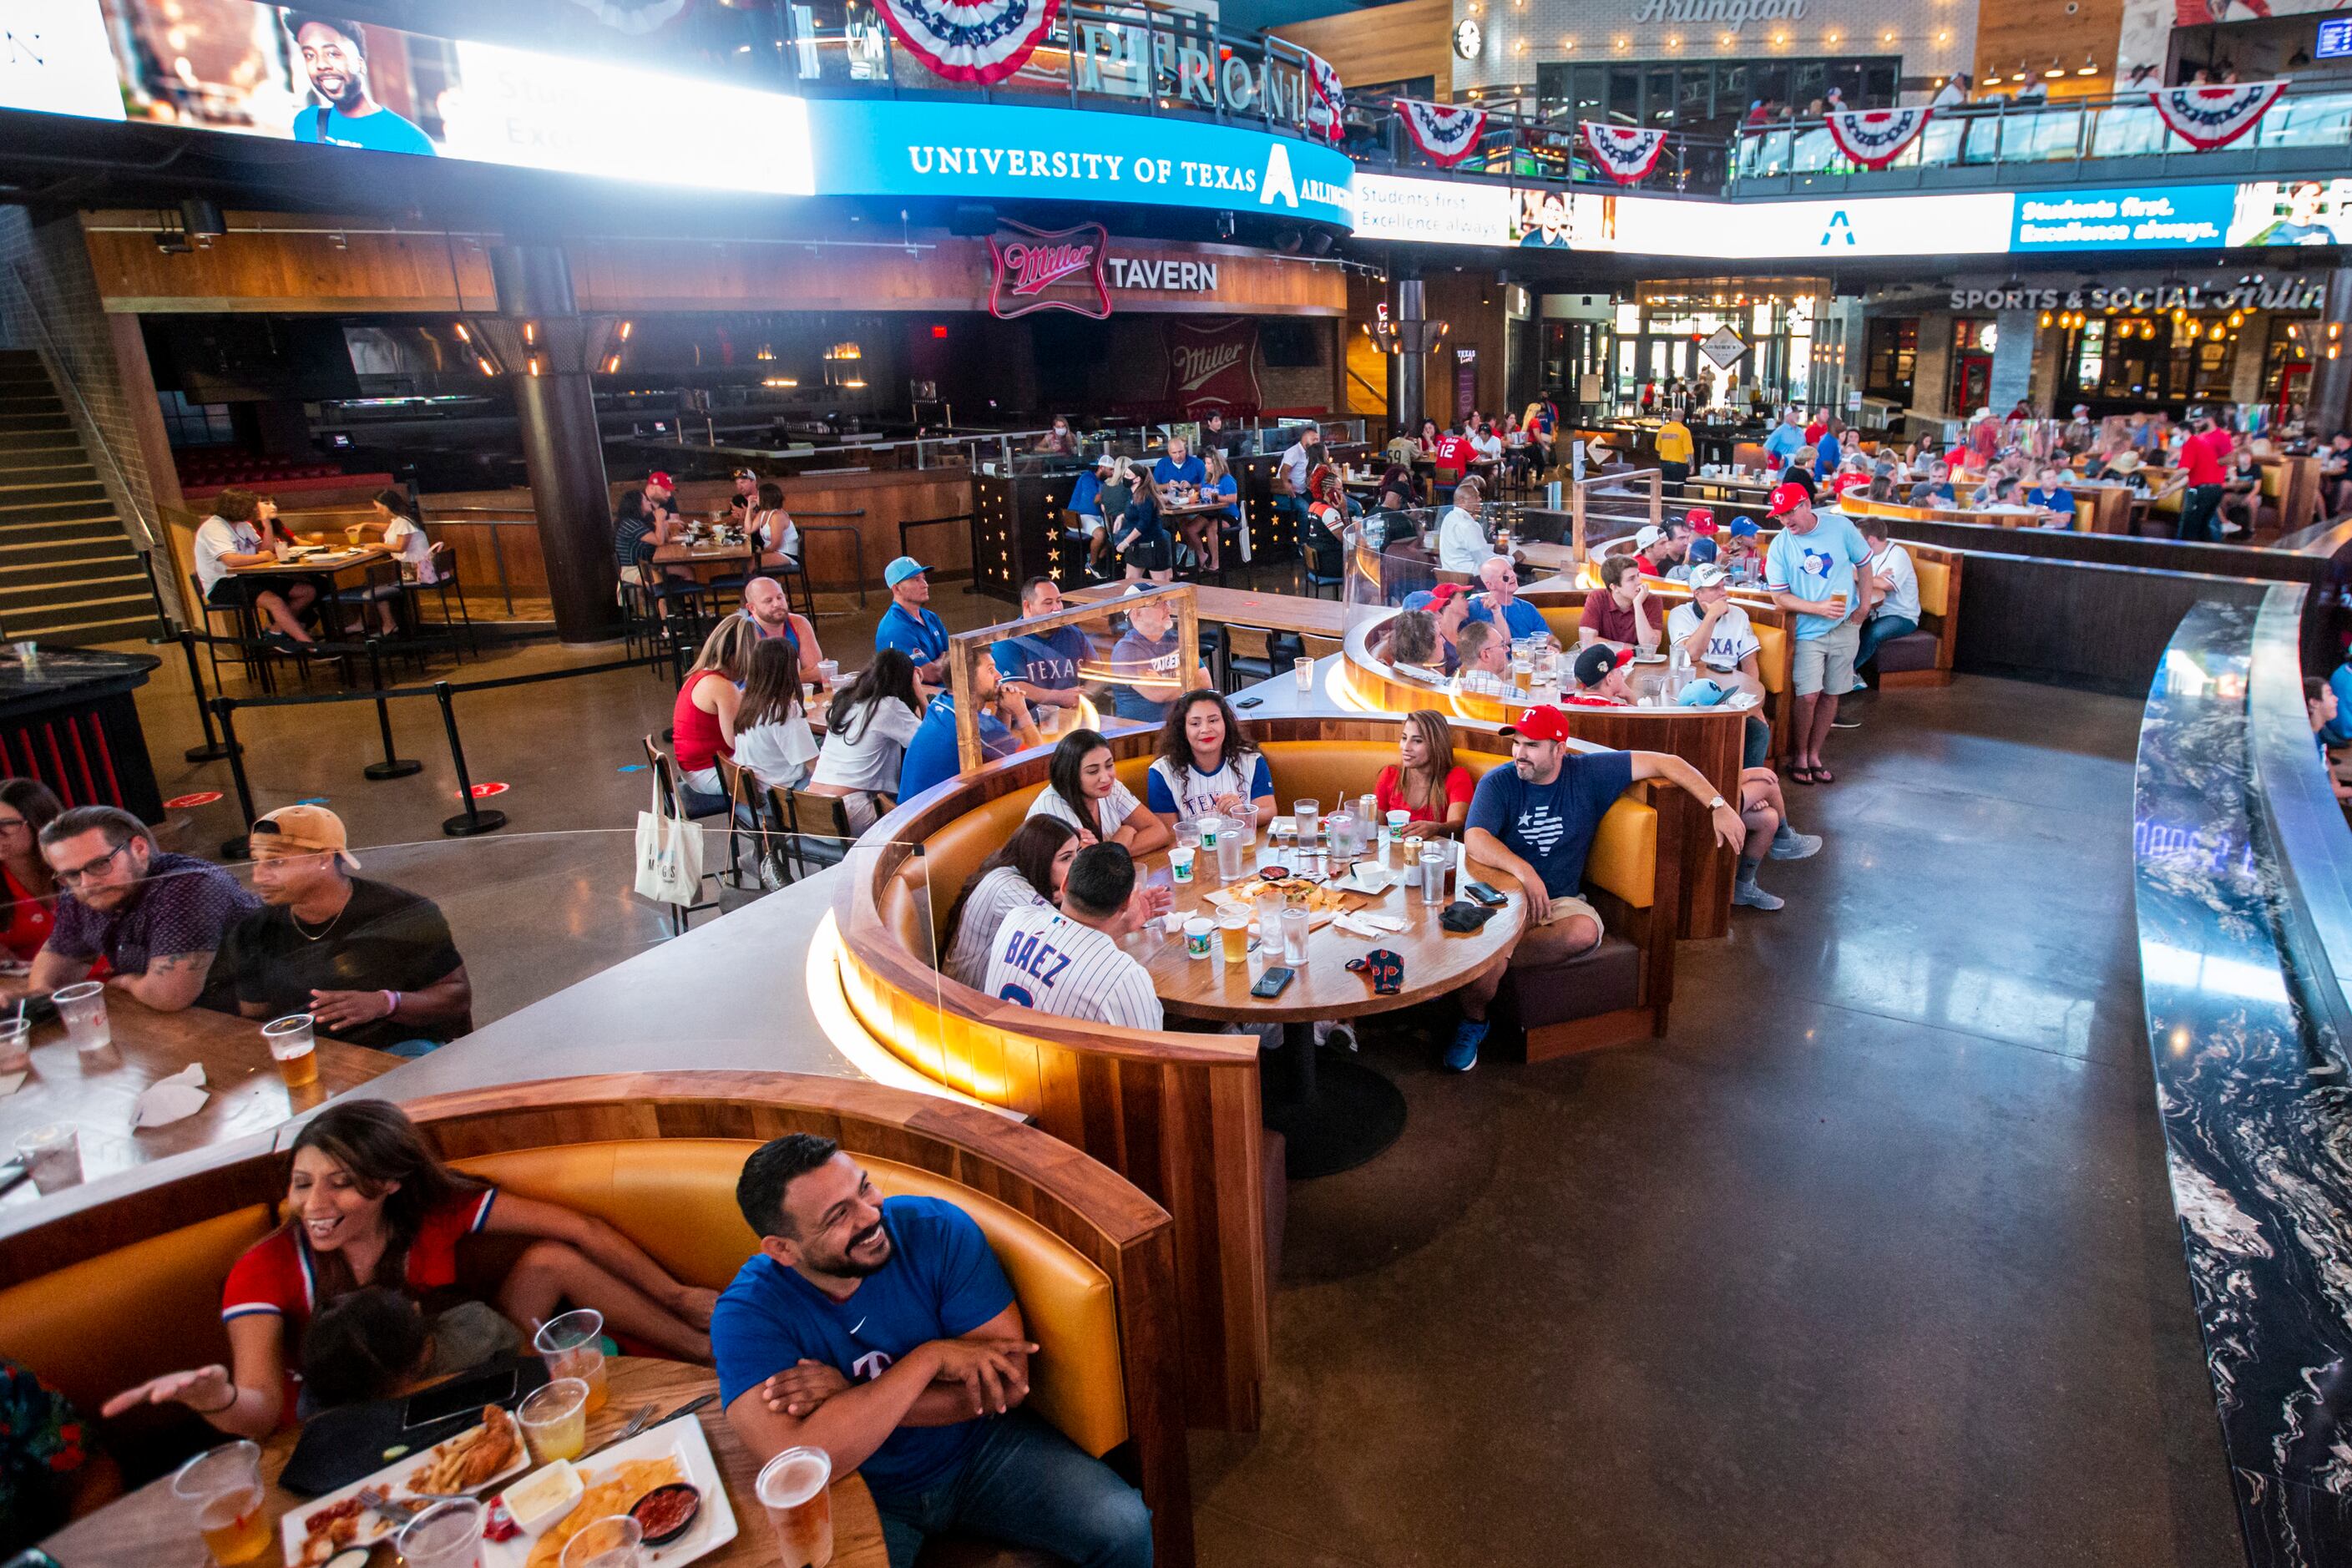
[
  {"left": 2010, "top": 183, "right": 2238, "bottom": 251},
  {"left": 807, "top": 100, "right": 1353, "bottom": 230},
  {"left": 2319, "top": 18, "right": 2352, "bottom": 59}
]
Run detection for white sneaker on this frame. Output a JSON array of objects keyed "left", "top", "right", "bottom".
[
  {"left": 1733, "top": 879, "right": 1785, "bottom": 910},
  {"left": 1769, "top": 831, "right": 1823, "bottom": 861}
]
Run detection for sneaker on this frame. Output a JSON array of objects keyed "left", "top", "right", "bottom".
[
  {"left": 1315, "top": 1021, "right": 1358, "bottom": 1052},
  {"left": 1768, "top": 830, "right": 1823, "bottom": 861},
  {"left": 1444, "top": 1018, "right": 1487, "bottom": 1072},
  {"left": 2219, "top": 520, "right": 2243, "bottom": 535},
  {"left": 1829, "top": 715, "right": 1862, "bottom": 729},
  {"left": 1733, "top": 878, "right": 1786, "bottom": 911}
]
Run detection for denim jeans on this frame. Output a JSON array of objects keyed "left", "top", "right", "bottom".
[
  {"left": 1852, "top": 615, "right": 1918, "bottom": 685},
  {"left": 1743, "top": 712, "right": 1771, "bottom": 770},
  {"left": 873, "top": 1409, "right": 1152, "bottom": 1568}
]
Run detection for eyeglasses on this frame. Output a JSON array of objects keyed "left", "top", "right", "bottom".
[
  {"left": 53, "top": 840, "right": 129, "bottom": 888},
  {"left": 0, "top": 817, "right": 27, "bottom": 835}
]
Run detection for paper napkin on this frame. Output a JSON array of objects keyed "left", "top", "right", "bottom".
[{"left": 133, "top": 1064, "right": 210, "bottom": 1129}]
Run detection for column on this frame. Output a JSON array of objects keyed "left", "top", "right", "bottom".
[
  {"left": 2310, "top": 267, "right": 2352, "bottom": 438},
  {"left": 1390, "top": 271, "right": 1426, "bottom": 437},
  {"left": 1986, "top": 307, "right": 2038, "bottom": 412},
  {"left": 490, "top": 245, "right": 619, "bottom": 645}
]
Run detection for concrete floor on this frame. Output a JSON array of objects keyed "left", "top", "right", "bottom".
[{"left": 113, "top": 594, "right": 2242, "bottom": 1566}]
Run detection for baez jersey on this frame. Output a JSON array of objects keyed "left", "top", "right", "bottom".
[{"left": 980, "top": 903, "right": 1161, "bottom": 1031}]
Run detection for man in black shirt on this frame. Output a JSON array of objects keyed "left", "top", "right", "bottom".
[{"left": 225, "top": 806, "right": 472, "bottom": 1055}]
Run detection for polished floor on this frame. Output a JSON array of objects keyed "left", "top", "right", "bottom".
[{"left": 112, "top": 593, "right": 2241, "bottom": 1567}]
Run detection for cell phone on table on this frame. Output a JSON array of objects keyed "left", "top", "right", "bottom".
[
  {"left": 1464, "top": 880, "right": 1507, "bottom": 908},
  {"left": 402, "top": 1363, "right": 518, "bottom": 1429},
  {"left": 1250, "top": 967, "right": 1295, "bottom": 998},
  {"left": 1234, "top": 696, "right": 1264, "bottom": 709}
]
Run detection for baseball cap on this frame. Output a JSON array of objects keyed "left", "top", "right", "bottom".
[
  {"left": 250, "top": 804, "right": 359, "bottom": 869},
  {"left": 1767, "top": 482, "right": 1809, "bottom": 517},
  {"left": 1687, "top": 538, "right": 1718, "bottom": 564},
  {"left": 883, "top": 555, "right": 930, "bottom": 589},
  {"left": 647, "top": 470, "right": 675, "bottom": 489},
  {"left": 1684, "top": 507, "right": 1717, "bottom": 534},
  {"left": 1571, "top": 643, "right": 1636, "bottom": 689},
  {"left": 1426, "top": 582, "right": 1470, "bottom": 611},
  {"left": 1688, "top": 562, "right": 1729, "bottom": 589},
  {"left": 732, "top": 467, "right": 756, "bottom": 483},
  {"left": 1633, "top": 524, "right": 1666, "bottom": 550},
  {"left": 1499, "top": 703, "right": 1573, "bottom": 743},
  {"left": 2186, "top": 404, "right": 2212, "bottom": 423},
  {"left": 1728, "top": 517, "right": 1760, "bottom": 537}
]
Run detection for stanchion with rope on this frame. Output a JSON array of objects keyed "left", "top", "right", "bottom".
[
  {"left": 361, "top": 638, "right": 422, "bottom": 781},
  {"left": 434, "top": 681, "right": 506, "bottom": 837},
  {"left": 175, "top": 630, "right": 235, "bottom": 764},
  {"left": 212, "top": 697, "right": 258, "bottom": 862}
]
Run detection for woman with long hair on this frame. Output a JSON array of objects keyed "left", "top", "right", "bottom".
[
  {"left": 1373, "top": 711, "right": 1474, "bottom": 838},
  {"left": 1147, "top": 689, "right": 1275, "bottom": 827},
  {"left": 732, "top": 636, "right": 818, "bottom": 792},
  {"left": 1024, "top": 729, "right": 1170, "bottom": 852},
  {"left": 101, "top": 1100, "right": 718, "bottom": 1437},
  {"left": 1186, "top": 448, "right": 1238, "bottom": 574},
  {"left": 673, "top": 613, "right": 761, "bottom": 809},
  {"left": 748, "top": 479, "right": 800, "bottom": 566},
  {"left": 0, "top": 777, "right": 60, "bottom": 963},
  {"left": 939, "top": 817, "right": 1082, "bottom": 989},
  {"left": 810, "top": 647, "right": 925, "bottom": 832}
]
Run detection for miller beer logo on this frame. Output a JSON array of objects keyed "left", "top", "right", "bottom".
[
  {"left": 1164, "top": 317, "right": 1261, "bottom": 412},
  {"left": 988, "top": 221, "right": 1111, "bottom": 321},
  {"left": 1174, "top": 340, "right": 1245, "bottom": 393}
]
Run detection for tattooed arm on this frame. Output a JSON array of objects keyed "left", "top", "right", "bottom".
[{"left": 109, "top": 950, "right": 215, "bottom": 1012}]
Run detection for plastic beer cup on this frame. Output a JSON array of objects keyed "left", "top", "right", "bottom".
[
  {"left": 397, "top": 1498, "right": 487, "bottom": 1568},
  {"left": 262, "top": 1014, "right": 318, "bottom": 1089},
  {"left": 52, "top": 979, "right": 108, "bottom": 1053},
  {"left": 1217, "top": 903, "right": 1249, "bottom": 962},
  {"left": 534, "top": 1309, "right": 609, "bottom": 1413},
  {"left": 756, "top": 1446, "right": 835, "bottom": 1568},
  {"left": 175, "top": 1440, "right": 268, "bottom": 1565},
  {"left": 518, "top": 1377, "right": 589, "bottom": 1464}
]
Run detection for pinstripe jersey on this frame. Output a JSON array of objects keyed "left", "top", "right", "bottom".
[{"left": 981, "top": 903, "right": 1162, "bottom": 1031}]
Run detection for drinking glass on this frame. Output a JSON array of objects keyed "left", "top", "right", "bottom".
[
  {"left": 1216, "top": 828, "right": 1244, "bottom": 881},
  {"left": 534, "top": 1309, "right": 609, "bottom": 1413},
  {"left": 1292, "top": 799, "right": 1318, "bottom": 846},
  {"left": 1216, "top": 903, "right": 1250, "bottom": 962},
  {"left": 756, "top": 1447, "right": 834, "bottom": 1568},
  {"left": 1280, "top": 907, "right": 1311, "bottom": 965},
  {"left": 1173, "top": 820, "right": 1201, "bottom": 852},
  {"left": 52, "top": 979, "right": 108, "bottom": 1054},
  {"left": 0, "top": 1015, "right": 29, "bottom": 1073},
  {"left": 1419, "top": 841, "right": 1449, "bottom": 904},
  {"left": 261, "top": 1014, "right": 318, "bottom": 1089},
  {"left": 518, "top": 1377, "right": 590, "bottom": 1464},
  {"left": 398, "top": 1498, "right": 487, "bottom": 1568},
  {"left": 1294, "top": 656, "right": 1314, "bottom": 691},
  {"left": 817, "top": 659, "right": 840, "bottom": 687},
  {"left": 561, "top": 1515, "right": 645, "bottom": 1568},
  {"left": 174, "top": 1440, "right": 267, "bottom": 1565},
  {"left": 1183, "top": 917, "right": 1213, "bottom": 959},
  {"left": 1255, "top": 890, "right": 1283, "bottom": 950},
  {"left": 10, "top": 640, "right": 36, "bottom": 667},
  {"left": 16, "top": 1124, "right": 81, "bottom": 1194}
]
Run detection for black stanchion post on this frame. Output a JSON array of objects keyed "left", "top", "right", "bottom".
[
  {"left": 434, "top": 681, "right": 506, "bottom": 837},
  {"left": 179, "top": 630, "right": 234, "bottom": 764},
  {"left": 361, "top": 637, "right": 422, "bottom": 781},
  {"left": 215, "top": 698, "right": 255, "bottom": 859}
]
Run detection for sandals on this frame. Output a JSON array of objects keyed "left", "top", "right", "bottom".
[
  {"left": 1788, "top": 764, "right": 1818, "bottom": 785},
  {"left": 1812, "top": 764, "right": 1834, "bottom": 784}
]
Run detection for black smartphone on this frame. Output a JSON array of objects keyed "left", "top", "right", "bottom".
[
  {"left": 1250, "top": 967, "right": 1295, "bottom": 998},
  {"left": 402, "top": 1363, "right": 518, "bottom": 1429},
  {"left": 1234, "top": 695, "right": 1264, "bottom": 708},
  {"left": 1464, "top": 880, "right": 1507, "bottom": 908}
]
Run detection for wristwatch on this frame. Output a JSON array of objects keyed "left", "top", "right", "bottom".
[{"left": 1707, "top": 795, "right": 1729, "bottom": 812}]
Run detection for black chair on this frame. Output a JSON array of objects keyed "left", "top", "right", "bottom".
[
  {"left": 640, "top": 739, "right": 731, "bottom": 935},
  {"left": 407, "top": 543, "right": 475, "bottom": 655}
]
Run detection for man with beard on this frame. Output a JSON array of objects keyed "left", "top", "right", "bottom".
[
  {"left": 716, "top": 1134, "right": 1152, "bottom": 1568},
  {"left": 283, "top": 13, "right": 438, "bottom": 155}
]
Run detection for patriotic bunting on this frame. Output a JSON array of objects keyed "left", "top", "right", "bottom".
[
  {"left": 1823, "top": 107, "right": 1933, "bottom": 170},
  {"left": 1581, "top": 122, "right": 1668, "bottom": 185},
  {"left": 872, "top": 0, "right": 1061, "bottom": 85},
  {"left": 2147, "top": 79, "right": 2288, "bottom": 150},
  {"left": 1396, "top": 98, "right": 1489, "bottom": 168},
  {"left": 1303, "top": 49, "right": 1345, "bottom": 142}
]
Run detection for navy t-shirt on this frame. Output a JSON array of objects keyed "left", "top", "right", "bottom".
[
  {"left": 1152, "top": 455, "right": 1206, "bottom": 487},
  {"left": 990, "top": 626, "right": 1090, "bottom": 691},
  {"left": 899, "top": 694, "right": 1017, "bottom": 801},
  {"left": 1464, "top": 751, "right": 1635, "bottom": 899},
  {"left": 711, "top": 1196, "right": 1016, "bottom": 1500}
]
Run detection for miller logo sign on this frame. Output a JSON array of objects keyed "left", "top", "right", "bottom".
[
  {"left": 988, "top": 221, "right": 1112, "bottom": 321},
  {"left": 1165, "top": 317, "right": 1261, "bottom": 412}
]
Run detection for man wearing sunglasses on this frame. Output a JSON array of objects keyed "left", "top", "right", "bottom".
[{"left": 2, "top": 807, "right": 259, "bottom": 1014}]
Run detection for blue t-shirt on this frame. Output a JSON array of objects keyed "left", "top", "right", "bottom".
[
  {"left": 1067, "top": 471, "right": 1105, "bottom": 518},
  {"left": 1152, "top": 455, "right": 1206, "bottom": 488},
  {"left": 1763, "top": 510, "right": 1872, "bottom": 640},
  {"left": 1763, "top": 425, "right": 1805, "bottom": 464},
  {"left": 2026, "top": 486, "right": 2076, "bottom": 514},
  {"left": 1816, "top": 434, "right": 1842, "bottom": 471},
  {"left": 711, "top": 1196, "right": 1014, "bottom": 1501},
  {"left": 291, "top": 104, "right": 438, "bottom": 156},
  {"left": 990, "top": 625, "right": 1090, "bottom": 691},
  {"left": 1205, "top": 473, "right": 1238, "bottom": 515},
  {"left": 876, "top": 601, "right": 948, "bottom": 665},
  {"left": 2328, "top": 662, "right": 2352, "bottom": 746},
  {"left": 1466, "top": 594, "right": 1547, "bottom": 641},
  {"left": 1110, "top": 628, "right": 1181, "bottom": 722},
  {"left": 1465, "top": 750, "right": 1635, "bottom": 900},
  {"left": 898, "top": 694, "right": 1018, "bottom": 801}
]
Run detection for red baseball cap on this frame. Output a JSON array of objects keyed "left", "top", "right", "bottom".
[
  {"left": 1500, "top": 704, "right": 1573, "bottom": 744},
  {"left": 1767, "top": 482, "right": 1810, "bottom": 517},
  {"left": 1684, "top": 507, "right": 1717, "bottom": 534},
  {"left": 648, "top": 470, "right": 675, "bottom": 489},
  {"left": 1427, "top": 582, "right": 1471, "bottom": 610}
]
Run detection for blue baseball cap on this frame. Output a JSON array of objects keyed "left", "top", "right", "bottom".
[
  {"left": 883, "top": 556, "right": 930, "bottom": 589},
  {"left": 1728, "top": 517, "right": 1760, "bottom": 537}
]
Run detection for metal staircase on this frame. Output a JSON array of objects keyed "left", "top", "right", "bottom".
[{"left": 0, "top": 348, "right": 154, "bottom": 646}]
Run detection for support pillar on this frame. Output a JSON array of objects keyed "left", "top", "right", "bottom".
[
  {"left": 1391, "top": 272, "right": 1426, "bottom": 438},
  {"left": 489, "top": 245, "right": 619, "bottom": 644},
  {"left": 2310, "top": 266, "right": 2352, "bottom": 439}
]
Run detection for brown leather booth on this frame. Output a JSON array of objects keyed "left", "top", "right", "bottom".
[{"left": 0, "top": 1074, "right": 1196, "bottom": 1568}]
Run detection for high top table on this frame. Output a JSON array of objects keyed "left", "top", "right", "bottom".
[{"left": 0, "top": 645, "right": 165, "bottom": 822}]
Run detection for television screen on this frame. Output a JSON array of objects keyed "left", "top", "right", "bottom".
[
  {"left": 1260, "top": 321, "right": 1321, "bottom": 368},
  {"left": 146, "top": 317, "right": 362, "bottom": 402}
]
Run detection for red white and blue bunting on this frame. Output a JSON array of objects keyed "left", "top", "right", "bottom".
[
  {"left": 1581, "top": 122, "right": 1668, "bottom": 185},
  {"left": 1823, "top": 107, "right": 1933, "bottom": 170},
  {"left": 2147, "top": 79, "right": 2288, "bottom": 150},
  {"left": 1303, "top": 49, "right": 1345, "bottom": 142},
  {"left": 872, "top": 0, "right": 1061, "bottom": 85},
  {"left": 1396, "top": 99, "right": 1488, "bottom": 168}
]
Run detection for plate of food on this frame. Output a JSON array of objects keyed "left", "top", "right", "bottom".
[
  {"left": 283, "top": 1405, "right": 528, "bottom": 1565},
  {"left": 491, "top": 1416, "right": 737, "bottom": 1567}
]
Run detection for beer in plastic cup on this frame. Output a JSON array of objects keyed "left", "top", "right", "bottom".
[
  {"left": 518, "top": 1376, "right": 590, "bottom": 1463},
  {"left": 262, "top": 1014, "right": 318, "bottom": 1089},
  {"left": 1216, "top": 903, "right": 1249, "bottom": 962},
  {"left": 175, "top": 1440, "right": 268, "bottom": 1566},
  {"left": 756, "top": 1446, "right": 835, "bottom": 1568},
  {"left": 397, "top": 1497, "right": 487, "bottom": 1568},
  {"left": 560, "top": 1513, "right": 643, "bottom": 1568},
  {"left": 16, "top": 1123, "right": 81, "bottom": 1194},
  {"left": 52, "top": 979, "right": 108, "bottom": 1054},
  {"left": 535, "top": 1309, "right": 609, "bottom": 1413},
  {"left": 0, "top": 1016, "right": 29, "bottom": 1073}
]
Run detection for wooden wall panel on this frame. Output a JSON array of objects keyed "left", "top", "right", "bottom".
[
  {"left": 1271, "top": 0, "right": 1453, "bottom": 99},
  {"left": 83, "top": 215, "right": 498, "bottom": 314},
  {"left": 1973, "top": 0, "right": 2124, "bottom": 94}
]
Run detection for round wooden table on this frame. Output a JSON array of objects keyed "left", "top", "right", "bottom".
[
  {"left": 41, "top": 1357, "right": 886, "bottom": 1568},
  {"left": 1132, "top": 826, "right": 1525, "bottom": 1177}
]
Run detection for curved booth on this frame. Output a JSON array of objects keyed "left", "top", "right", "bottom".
[
  {"left": 0, "top": 1073, "right": 1196, "bottom": 1568},
  {"left": 833, "top": 714, "right": 1682, "bottom": 1432}
]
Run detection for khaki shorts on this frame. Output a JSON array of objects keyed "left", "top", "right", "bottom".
[
  {"left": 1791, "top": 620, "right": 1861, "bottom": 697},
  {"left": 1517, "top": 893, "right": 1604, "bottom": 955}
]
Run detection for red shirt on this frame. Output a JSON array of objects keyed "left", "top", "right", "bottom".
[
  {"left": 3, "top": 865, "right": 52, "bottom": 963},
  {"left": 1431, "top": 435, "right": 1475, "bottom": 468},
  {"left": 2179, "top": 429, "right": 2232, "bottom": 488},
  {"left": 1633, "top": 554, "right": 1666, "bottom": 577},
  {"left": 1581, "top": 588, "right": 1659, "bottom": 644},
  {"left": 1373, "top": 763, "right": 1474, "bottom": 825},
  {"left": 1803, "top": 419, "right": 1828, "bottom": 446},
  {"left": 672, "top": 668, "right": 731, "bottom": 774}
]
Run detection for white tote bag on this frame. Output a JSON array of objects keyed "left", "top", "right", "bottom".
[{"left": 635, "top": 764, "right": 705, "bottom": 907}]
